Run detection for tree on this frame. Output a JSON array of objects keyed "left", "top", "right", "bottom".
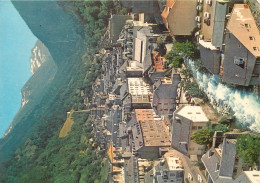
[
  {"left": 180, "top": 68, "right": 193, "bottom": 79},
  {"left": 172, "top": 41, "right": 199, "bottom": 59},
  {"left": 171, "top": 56, "right": 183, "bottom": 68},
  {"left": 192, "top": 128, "right": 213, "bottom": 146},
  {"left": 236, "top": 134, "right": 260, "bottom": 166},
  {"left": 213, "top": 124, "right": 228, "bottom": 132}
]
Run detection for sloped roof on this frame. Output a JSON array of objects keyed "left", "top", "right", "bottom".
[
  {"left": 227, "top": 4, "right": 260, "bottom": 57},
  {"left": 153, "top": 74, "right": 181, "bottom": 99},
  {"left": 176, "top": 106, "right": 209, "bottom": 123},
  {"left": 161, "top": 0, "right": 175, "bottom": 26},
  {"left": 201, "top": 138, "right": 237, "bottom": 183},
  {"left": 143, "top": 52, "right": 153, "bottom": 74}
]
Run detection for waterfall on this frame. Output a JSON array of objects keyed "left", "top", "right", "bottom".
[{"left": 186, "top": 60, "right": 260, "bottom": 133}]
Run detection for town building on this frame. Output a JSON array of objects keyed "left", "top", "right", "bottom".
[
  {"left": 121, "top": 60, "right": 144, "bottom": 78},
  {"left": 107, "top": 141, "right": 125, "bottom": 183},
  {"left": 130, "top": 109, "right": 171, "bottom": 159},
  {"left": 235, "top": 170, "right": 260, "bottom": 183},
  {"left": 144, "top": 149, "right": 184, "bottom": 183},
  {"left": 152, "top": 74, "right": 181, "bottom": 117},
  {"left": 201, "top": 136, "right": 247, "bottom": 183},
  {"left": 143, "top": 52, "right": 167, "bottom": 83},
  {"left": 123, "top": 77, "right": 153, "bottom": 109},
  {"left": 134, "top": 26, "right": 159, "bottom": 63},
  {"left": 161, "top": 0, "right": 197, "bottom": 36},
  {"left": 198, "top": 0, "right": 230, "bottom": 74},
  {"left": 171, "top": 106, "right": 209, "bottom": 156},
  {"left": 222, "top": 4, "right": 260, "bottom": 86}
]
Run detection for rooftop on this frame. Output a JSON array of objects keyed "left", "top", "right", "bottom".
[
  {"left": 227, "top": 4, "right": 260, "bottom": 57},
  {"left": 132, "top": 109, "right": 171, "bottom": 147},
  {"left": 241, "top": 170, "right": 260, "bottom": 183},
  {"left": 199, "top": 39, "right": 218, "bottom": 50},
  {"left": 126, "top": 60, "right": 143, "bottom": 71},
  {"left": 127, "top": 78, "right": 151, "bottom": 96},
  {"left": 161, "top": 0, "right": 175, "bottom": 27},
  {"left": 152, "top": 52, "right": 166, "bottom": 72},
  {"left": 107, "top": 141, "right": 124, "bottom": 165},
  {"left": 140, "top": 120, "right": 171, "bottom": 147},
  {"left": 153, "top": 74, "right": 181, "bottom": 100},
  {"left": 163, "top": 150, "right": 183, "bottom": 170},
  {"left": 176, "top": 106, "right": 209, "bottom": 122},
  {"left": 135, "top": 109, "right": 161, "bottom": 121},
  {"left": 201, "top": 138, "right": 237, "bottom": 183},
  {"left": 201, "top": 0, "right": 216, "bottom": 41}
]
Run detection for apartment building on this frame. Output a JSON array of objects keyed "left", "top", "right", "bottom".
[
  {"left": 130, "top": 109, "right": 171, "bottom": 159},
  {"left": 171, "top": 106, "right": 209, "bottom": 156},
  {"left": 152, "top": 74, "right": 181, "bottom": 117},
  {"left": 161, "top": 0, "right": 197, "bottom": 36},
  {"left": 222, "top": 4, "right": 260, "bottom": 86}
]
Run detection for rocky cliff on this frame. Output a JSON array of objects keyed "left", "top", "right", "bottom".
[
  {"left": 11, "top": 1, "right": 84, "bottom": 66},
  {"left": 19, "top": 40, "right": 53, "bottom": 108},
  {"left": 30, "top": 40, "right": 50, "bottom": 74}
]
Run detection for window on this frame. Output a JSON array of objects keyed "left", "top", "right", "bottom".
[
  {"left": 245, "top": 23, "right": 250, "bottom": 28},
  {"left": 176, "top": 119, "right": 181, "bottom": 123},
  {"left": 233, "top": 167, "right": 238, "bottom": 174},
  {"left": 249, "top": 36, "right": 255, "bottom": 40},
  {"left": 216, "top": 163, "right": 220, "bottom": 171},
  {"left": 238, "top": 44, "right": 241, "bottom": 48},
  {"left": 192, "top": 126, "right": 197, "bottom": 130},
  {"left": 198, "top": 126, "right": 203, "bottom": 130},
  {"left": 253, "top": 47, "right": 259, "bottom": 51},
  {"left": 234, "top": 56, "right": 245, "bottom": 68},
  {"left": 170, "top": 173, "right": 175, "bottom": 177}
]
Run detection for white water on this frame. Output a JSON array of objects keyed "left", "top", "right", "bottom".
[{"left": 187, "top": 60, "right": 260, "bottom": 133}]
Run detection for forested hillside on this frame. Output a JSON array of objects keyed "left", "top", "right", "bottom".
[{"left": 0, "top": 1, "right": 126, "bottom": 182}]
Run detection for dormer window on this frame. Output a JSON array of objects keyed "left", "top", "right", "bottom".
[
  {"left": 234, "top": 56, "right": 245, "bottom": 68},
  {"left": 245, "top": 23, "right": 250, "bottom": 28},
  {"left": 249, "top": 36, "right": 255, "bottom": 40},
  {"left": 216, "top": 163, "right": 220, "bottom": 171},
  {"left": 253, "top": 47, "right": 259, "bottom": 51}
]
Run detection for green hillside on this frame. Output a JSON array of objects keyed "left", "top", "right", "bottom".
[{"left": 0, "top": 1, "right": 125, "bottom": 182}]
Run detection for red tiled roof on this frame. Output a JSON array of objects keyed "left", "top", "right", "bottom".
[
  {"left": 161, "top": 0, "right": 175, "bottom": 36},
  {"left": 152, "top": 52, "right": 166, "bottom": 72}
]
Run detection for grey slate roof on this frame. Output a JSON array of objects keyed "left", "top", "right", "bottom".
[
  {"left": 201, "top": 138, "right": 237, "bottom": 183},
  {"left": 153, "top": 74, "right": 181, "bottom": 99},
  {"left": 212, "top": 2, "right": 227, "bottom": 48},
  {"left": 149, "top": 71, "right": 164, "bottom": 83},
  {"left": 219, "top": 139, "right": 236, "bottom": 178},
  {"left": 120, "top": 82, "right": 127, "bottom": 100},
  {"left": 171, "top": 115, "right": 190, "bottom": 155},
  {"left": 130, "top": 114, "right": 144, "bottom": 152},
  {"left": 143, "top": 52, "right": 153, "bottom": 74}
]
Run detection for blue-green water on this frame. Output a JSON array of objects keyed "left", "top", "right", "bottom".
[{"left": 0, "top": 1, "right": 37, "bottom": 137}]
